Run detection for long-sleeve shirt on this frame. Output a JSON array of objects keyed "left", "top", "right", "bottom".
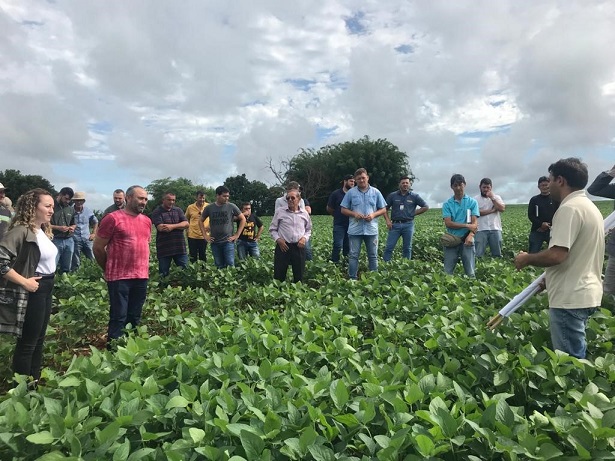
[
  {"left": 587, "top": 171, "right": 615, "bottom": 256},
  {"left": 527, "top": 194, "right": 558, "bottom": 232},
  {"left": 269, "top": 208, "right": 311, "bottom": 244},
  {"left": 588, "top": 171, "right": 615, "bottom": 202}
]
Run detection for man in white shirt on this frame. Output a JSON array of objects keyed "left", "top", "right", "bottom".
[
  {"left": 514, "top": 158, "right": 604, "bottom": 358},
  {"left": 474, "top": 178, "right": 505, "bottom": 258}
]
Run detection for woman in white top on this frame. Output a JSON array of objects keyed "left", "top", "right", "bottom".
[{"left": 0, "top": 188, "right": 57, "bottom": 385}]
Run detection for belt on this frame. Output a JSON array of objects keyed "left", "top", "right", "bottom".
[
  {"left": 392, "top": 219, "right": 412, "bottom": 223},
  {"left": 34, "top": 272, "right": 55, "bottom": 279}
]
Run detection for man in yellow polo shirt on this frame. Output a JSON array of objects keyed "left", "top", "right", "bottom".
[
  {"left": 514, "top": 157, "right": 604, "bottom": 359},
  {"left": 185, "top": 191, "right": 209, "bottom": 263}
]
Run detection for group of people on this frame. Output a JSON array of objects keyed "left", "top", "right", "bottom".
[{"left": 0, "top": 158, "right": 613, "bottom": 386}]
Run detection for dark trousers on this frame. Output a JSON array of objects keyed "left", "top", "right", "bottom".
[
  {"left": 107, "top": 279, "right": 148, "bottom": 342},
  {"left": 274, "top": 243, "right": 306, "bottom": 283},
  {"left": 528, "top": 230, "right": 550, "bottom": 253},
  {"left": 188, "top": 237, "right": 207, "bottom": 262},
  {"left": 13, "top": 275, "right": 55, "bottom": 380}
]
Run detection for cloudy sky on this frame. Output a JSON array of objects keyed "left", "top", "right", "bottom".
[{"left": 1, "top": 0, "right": 614, "bottom": 210}]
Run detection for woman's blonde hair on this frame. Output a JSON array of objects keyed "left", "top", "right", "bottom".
[{"left": 10, "top": 188, "right": 54, "bottom": 238}]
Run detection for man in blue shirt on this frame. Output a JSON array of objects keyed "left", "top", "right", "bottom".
[
  {"left": 442, "top": 174, "right": 479, "bottom": 276},
  {"left": 70, "top": 192, "right": 98, "bottom": 271},
  {"left": 326, "top": 174, "right": 355, "bottom": 263},
  {"left": 383, "top": 176, "right": 429, "bottom": 261},
  {"left": 340, "top": 168, "right": 387, "bottom": 280}
]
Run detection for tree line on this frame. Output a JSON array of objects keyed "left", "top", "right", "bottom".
[{"left": 1, "top": 136, "right": 412, "bottom": 216}]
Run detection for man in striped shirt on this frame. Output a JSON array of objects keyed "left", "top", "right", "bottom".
[{"left": 269, "top": 189, "right": 312, "bottom": 283}]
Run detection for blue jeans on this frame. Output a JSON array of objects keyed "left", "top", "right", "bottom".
[
  {"left": 107, "top": 279, "right": 148, "bottom": 342},
  {"left": 604, "top": 256, "right": 615, "bottom": 295},
  {"left": 529, "top": 230, "right": 550, "bottom": 253},
  {"left": 348, "top": 234, "right": 378, "bottom": 280},
  {"left": 383, "top": 221, "right": 415, "bottom": 261},
  {"left": 237, "top": 240, "right": 260, "bottom": 260},
  {"left": 71, "top": 237, "right": 94, "bottom": 271},
  {"left": 330, "top": 224, "right": 349, "bottom": 263},
  {"left": 443, "top": 242, "right": 475, "bottom": 277},
  {"left": 54, "top": 237, "right": 74, "bottom": 274},
  {"left": 158, "top": 253, "right": 189, "bottom": 276},
  {"left": 549, "top": 308, "right": 597, "bottom": 359},
  {"left": 211, "top": 241, "right": 235, "bottom": 268},
  {"left": 475, "top": 230, "right": 502, "bottom": 258},
  {"left": 305, "top": 239, "right": 313, "bottom": 261}
]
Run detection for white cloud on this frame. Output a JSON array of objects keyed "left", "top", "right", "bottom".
[{"left": 0, "top": 0, "right": 613, "bottom": 211}]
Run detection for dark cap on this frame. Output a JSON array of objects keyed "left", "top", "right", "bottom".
[
  {"left": 59, "top": 187, "right": 74, "bottom": 198},
  {"left": 538, "top": 176, "right": 549, "bottom": 184},
  {"left": 343, "top": 174, "right": 354, "bottom": 181}
]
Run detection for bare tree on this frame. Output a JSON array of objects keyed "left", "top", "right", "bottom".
[{"left": 265, "top": 156, "right": 290, "bottom": 185}]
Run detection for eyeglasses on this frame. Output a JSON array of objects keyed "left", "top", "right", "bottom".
[{"left": 286, "top": 196, "right": 297, "bottom": 201}]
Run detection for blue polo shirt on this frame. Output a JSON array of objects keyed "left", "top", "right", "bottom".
[
  {"left": 341, "top": 185, "right": 387, "bottom": 236},
  {"left": 442, "top": 195, "right": 479, "bottom": 237},
  {"left": 386, "top": 190, "right": 427, "bottom": 221}
]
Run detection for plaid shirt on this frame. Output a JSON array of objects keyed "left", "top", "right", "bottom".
[{"left": 151, "top": 205, "right": 188, "bottom": 257}]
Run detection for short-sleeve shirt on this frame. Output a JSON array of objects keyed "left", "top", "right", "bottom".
[
  {"left": 97, "top": 210, "right": 152, "bottom": 281},
  {"left": 546, "top": 190, "right": 604, "bottom": 309},
  {"left": 327, "top": 188, "right": 349, "bottom": 227},
  {"left": 386, "top": 190, "right": 427, "bottom": 221},
  {"left": 442, "top": 195, "right": 480, "bottom": 238},
  {"left": 185, "top": 202, "right": 210, "bottom": 239},
  {"left": 239, "top": 214, "right": 263, "bottom": 242},
  {"left": 340, "top": 186, "right": 387, "bottom": 236},
  {"left": 51, "top": 202, "right": 76, "bottom": 239},
  {"left": 150, "top": 205, "right": 188, "bottom": 257},
  {"left": 475, "top": 194, "right": 504, "bottom": 231},
  {"left": 202, "top": 202, "right": 241, "bottom": 241}
]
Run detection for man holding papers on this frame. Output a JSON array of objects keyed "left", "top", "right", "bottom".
[{"left": 527, "top": 176, "right": 558, "bottom": 253}]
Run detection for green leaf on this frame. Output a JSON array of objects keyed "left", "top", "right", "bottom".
[
  {"left": 32, "top": 452, "right": 69, "bottom": 460},
  {"left": 405, "top": 383, "right": 424, "bottom": 405},
  {"left": 493, "top": 371, "right": 509, "bottom": 386},
  {"left": 26, "top": 431, "right": 54, "bottom": 445},
  {"left": 495, "top": 400, "right": 514, "bottom": 427},
  {"left": 330, "top": 379, "right": 349, "bottom": 410},
  {"left": 414, "top": 434, "right": 434, "bottom": 457},
  {"left": 259, "top": 359, "right": 272, "bottom": 379},
  {"left": 97, "top": 421, "right": 121, "bottom": 445},
  {"left": 44, "top": 397, "right": 63, "bottom": 416},
  {"left": 127, "top": 448, "right": 156, "bottom": 461},
  {"left": 307, "top": 444, "right": 335, "bottom": 461},
  {"left": 537, "top": 443, "right": 563, "bottom": 460},
  {"left": 240, "top": 429, "right": 264, "bottom": 461},
  {"left": 227, "top": 424, "right": 261, "bottom": 438},
  {"left": 58, "top": 376, "right": 81, "bottom": 388},
  {"left": 113, "top": 438, "right": 130, "bottom": 461},
  {"left": 166, "top": 395, "right": 190, "bottom": 409},
  {"left": 263, "top": 411, "right": 282, "bottom": 437},
  {"left": 189, "top": 428, "right": 206, "bottom": 444},
  {"left": 299, "top": 426, "right": 318, "bottom": 451},
  {"left": 374, "top": 435, "right": 390, "bottom": 448}
]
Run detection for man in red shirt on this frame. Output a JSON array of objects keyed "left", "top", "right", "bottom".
[{"left": 94, "top": 185, "right": 151, "bottom": 348}]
